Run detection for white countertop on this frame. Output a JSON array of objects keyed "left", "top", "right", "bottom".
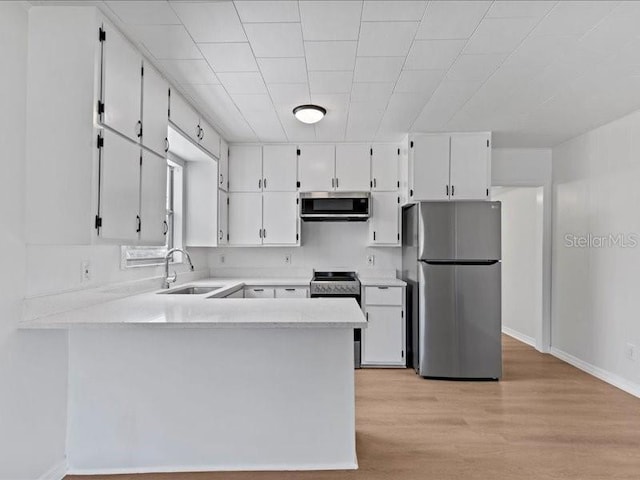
[{"left": 19, "top": 278, "right": 366, "bottom": 330}]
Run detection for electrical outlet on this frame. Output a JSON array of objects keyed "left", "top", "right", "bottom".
[
  {"left": 219, "top": 254, "right": 225, "bottom": 264},
  {"left": 626, "top": 343, "right": 637, "bottom": 361},
  {"left": 81, "top": 260, "right": 91, "bottom": 282},
  {"left": 367, "top": 255, "right": 375, "bottom": 267},
  {"left": 284, "top": 254, "right": 291, "bottom": 264}
]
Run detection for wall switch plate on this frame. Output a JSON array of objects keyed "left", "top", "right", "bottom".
[
  {"left": 367, "top": 255, "right": 375, "bottom": 267},
  {"left": 219, "top": 254, "right": 225, "bottom": 264},
  {"left": 626, "top": 343, "right": 637, "bottom": 361},
  {"left": 81, "top": 260, "right": 91, "bottom": 282},
  {"left": 284, "top": 254, "right": 291, "bottom": 264}
]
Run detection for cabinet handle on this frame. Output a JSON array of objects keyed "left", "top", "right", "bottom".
[
  {"left": 263, "top": 228, "right": 266, "bottom": 238},
  {"left": 196, "top": 125, "right": 201, "bottom": 139},
  {"left": 285, "top": 288, "right": 296, "bottom": 292},
  {"left": 451, "top": 185, "right": 455, "bottom": 196},
  {"left": 373, "top": 231, "right": 376, "bottom": 241},
  {"left": 378, "top": 286, "right": 389, "bottom": 290},
  {"left": 164, "top": 137, "right": 169, "bottom": 153},
  {"left": 219, "top": 173, "right": 223, "bottom": 185},
  {"left": 136, "top": 215, "right": 141, "bottom": 233},
  {"left": 163, "top": 220, "right": 168, "bottom": 235},
  {"left": 373, "top": 178, "right": 377, "bottom": 188},
  {"left": 336, "top": 178, "right": 339, "bottom": 188},
  {"left": 366, "top": 312, "right": 369, "bottom": 320},
  {"left": 200, "top": 127, "right": 205, "bottom": 140},
  {"left": 263, "top": 178, "right": 267, "bottom": 189},
  {"left": 331, "top": 178, "right": 335, "bottom": 188},
  {"left": 258, "top": 179, "right": 262, "bottom": 189},
  {"left": 219, "top": 229, "right": 223, "bottom": 241},
  {"left": 254, "top": 289, "right": 264, "bottom": 292},
  {"left": 446, "top": 185, "right": 449, "bottom": 196},
  {"left": 259, "top": 229, "right": 262, "bottom": 238},
  {"left": 136, "top": 120, "right": 142, "bottom": 138}
]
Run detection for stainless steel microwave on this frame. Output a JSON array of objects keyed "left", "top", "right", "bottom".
[{"left": 299, "top": 192, "right": 370, "bottom": 222}]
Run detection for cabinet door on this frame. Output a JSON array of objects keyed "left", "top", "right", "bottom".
[
  {"left": 141, "top": 63, "right": 169, "bottom": 157},
  {"left": 219, "top": 138, "right": 229, "bottom": 191},
  {"left": 99, "top": 130, "right": 141, "bottom": 242},
  {"left": 200, "top": 119, "right": 221, "bottom": 158},
  {"left": 169, "top": 91, "right": 200, "bottom": 142},
  {"left": 335, "top": 144, "right": 371, "bottom": 191},
  {"left": 185, "top": 160, "right": 218, "bottom": 247},
  {"left": 139, "top": 150, "right": 168, "bottom": 245},
  {"left": 371, "top": 144, "right": 399, "bottom": 191},
  {"left": 218, "top": 190, "right": 228, "bottom": 245},
  {"left": 101, "top": 24, "right": 142, "bottom": 142},
  {"left": 370, "top": 192, "right": 400, "bottom": 245},
  {"left": 262, "top": 192, "right": 298, "bottom": 245},
  {"left": 362, "top": 306, "right": 405, "bottom": 365},
  {"left": 263, "top": 145, "right": 298, "bottom": 192},
  {"left": 410, "top": 135, "right": 450, "bottom": 201},
  {"left": 449, "top": 133, "right": 491, "bottom": 200},
  {"left": 228, "top": 192, "right": 263, "bottom": 245},
  {"left": 298, "top": 145, "right": 335, "bottom": 192},
  {"left": 229, "top": 145, "right": 263, "bottom": 192}
]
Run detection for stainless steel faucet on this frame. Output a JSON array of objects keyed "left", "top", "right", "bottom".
[{"left": 163, "top": 248, "right": 195, "bottom": 289}]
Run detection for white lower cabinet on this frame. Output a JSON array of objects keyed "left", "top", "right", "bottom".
[
  {"left": 370, "top": 192, "right": 400, "bottom": 246},
  {"left": 275, "top": 287, "right": 309, "bottom": 298},
  {"left": 244, "top": 287, "right": 275, "bottom": 298},
  {"left": 361, "top": 285, "right": 406, "bottom": 367}
]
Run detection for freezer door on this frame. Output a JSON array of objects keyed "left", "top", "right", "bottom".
[
  {"left": 418, "top": 261, "right": 502, "bottom": 379},
  {"left": 418, "top": 201, "right": 501, "bottom": 261}
]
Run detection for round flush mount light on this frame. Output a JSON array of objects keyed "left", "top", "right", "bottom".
[{"left": 293, "top": 104, "right": 326, "bottom": 124}]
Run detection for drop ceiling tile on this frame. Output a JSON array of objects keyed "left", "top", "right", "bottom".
[
  {"left": 309, "top": 71, "right": 353, "bottom": 94},
  {"left": 199, "top": 43, "right": 258, "bottom": 72},
  {"left": 447, "top": 54, "right": 507, "bottom": 83},
  {"left": 246, "top": 110, "right": 288, "bottom": 142},
  {"left": 346, "top": 103, "right": 385, "bottom": 140},
  {"left": 132, "top": 25, "right": 201, "bottom": 59},
  {"left": 106, "top": 1, "right": 180, "bottom": 25},
  {"left": 268, "top": 83, "right": 311, "bottom": 106},
  {"left": 412, "top": 79, "right": 482, "bottom": 130},
  {"left": 258, "top": 58, "right": 308, "bottom": 83},
  {"left": 230, "top": 93, "right": 275, "bottom": 113},
  {"left": 315, "top": 109, "right": 347, "bottom": 141},
  {"left": 464, "top": 17, "right": 539, "bottom": 54},
  {"left": 244, "top": 23, "right": 304, "bottom": 57},
  {"left": 532, "top": 1, "right": 618, "bottom": 37},
  {"left": 171, "top": 2, "right": 246, "bottom": 43},
  {"left": 218, "top": 72, "right": 267, "bottom": 94},
  {"left": 404, "top": 40, "right": 466, "bottom": 70},
  {"left": 311, "top": 93, "right": 350, "bottom": 112},
  {"left": 299, "top": 0, "right": 363, "bottom": 41},
  {"left": 276, "top": 106, "right": 317, "bottom": 142},
  {"left": 486, "top": 1, "right": 556, "bottom": 18},
  {"left": 354, "top": 57, "right": 404, "bottom": 83},
  {"left": 379, "top": 92, "right": 430, "bottom": 134},
  {"left": 158, "top": 59, "right": 219, "bottom": 85},
  {"left": 357, "top": 21, "right": 419, "bottom": 57},
  {"left": 350, "top": 82, "right": 395, "bottom": 104},
  {"left": 234, "top": 1, "right": 300, "bottom": 23},
  {"left": 415, "top": 1, "right": 491, "bottom": 40},
  {"left": 501, "top": 35, "right": 579, "bottom": 70},
  {"left": 361, "top": 1, "right": 427, "bottom": 21},
  {"left": 395, "top": 69, "right": 445, "bottom": 93},
  {"left": 305, "top": 41, "right": 357, "bottom": 71}
]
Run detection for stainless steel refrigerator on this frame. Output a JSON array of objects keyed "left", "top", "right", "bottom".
[{"left": 401, "top": 201, "right": 502, "bottom": 379}]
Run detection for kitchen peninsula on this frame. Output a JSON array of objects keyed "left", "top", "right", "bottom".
[{"left": 21, "top": 279, "right": 366, "bottom": 475}]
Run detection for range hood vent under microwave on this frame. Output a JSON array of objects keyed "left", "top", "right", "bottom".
[{"left": 300, "top": 192, "right": 370, "bottom": 222}]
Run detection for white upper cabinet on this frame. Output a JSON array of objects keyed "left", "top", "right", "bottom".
[
  {"left": 298, "top": 145, "right": 335, "bottom": 192},
  {"left": 218, "top": 190, "right": 228, "bottom": 246},
  {"left": 100, "top": 23, "right": 142, "bottom": 142},
  {"left": 219, "top": 139, "right": 229, "bottom": 191},
  {"left": 169, "top": 91, "right": 200, "bottom": 142},
  {"left": 410, "top": 134, "right": 451, "bottom": 201},
  {"left": 449, "top": 133, "right": 491, "bottom": 200},
  {"left": 335, "top": 144, "right": 371, "bottom": 191},
  {"left": 371, "top": 144, "right": 399, "bottom": 192},
  {"left": 185, "top": 159, "right": 219, "bottom": 247},
  {"left": 229, "top": 145, "right": 263, "bottom": 192},
  {"left": 199, "top": 119, "right": 220, "bottom": 159},
  {"left": 262, "top": 192, "right": 299, "bottom": 245},
  {"left": 98, "top": 130, "right": 141, "bottom": 243},
  {"left": 370, "top": 192, "right": 400, "bottom": 246},
  {"left": 263, "top": 145, "right": 298, "bottom": 192},
  {"left": 141, "top": 62, "right": 169, "bottom": 157},
  {"left": 228, "top": 192, "right": 263, "bottom": 246},
  {"left": 139, "top": 149, "right": 168, "bottom": 245}
]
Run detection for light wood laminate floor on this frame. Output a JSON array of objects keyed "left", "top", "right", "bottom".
[{"left": 67, "top": 336, "right": 640, "bottom": 480}]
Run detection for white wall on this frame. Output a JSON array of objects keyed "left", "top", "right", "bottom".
[
  {"left": 209, "top": 222, "right": 401, "bottom": 276},
  {"left": 492, "top": 187, "right": 543, "bottom": 345},
  {"left": 0, "top": 4, "right": 68, "bottom": 479},
  {"left": 552, "top": 109, "right": 640, "bottom": 395}
]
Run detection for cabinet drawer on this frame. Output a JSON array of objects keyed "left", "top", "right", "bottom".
[
  {"left": 275, "top": 287, "right": 309, "bottom": 298},
  {"left": 365, "top": 286, "right": 403, "bottom": 305},
  {"left": 244, "top": 287, "right": 275, "bottom": 298}
]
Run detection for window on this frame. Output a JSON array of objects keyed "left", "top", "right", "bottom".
[{"left": 121, "top": 159, "right": 183, "bottom": 268}]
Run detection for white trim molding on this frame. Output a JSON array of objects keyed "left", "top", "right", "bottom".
[
  {"left": 502, "top": 327, "right": 536, "bottom": 348},
  {"left": 38, "top": 460, "right": 68, "bottom": 480},
  {"left": 550, "top": 347, "right": 640, "bottom": 399}
]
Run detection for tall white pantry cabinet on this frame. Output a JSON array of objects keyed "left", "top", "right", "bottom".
[{"left": 26, "top": 6, "right": 169, "bottom": 246}]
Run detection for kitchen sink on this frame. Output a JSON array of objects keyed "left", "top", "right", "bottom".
[{"left": 160, "top": 286, "right": 222, "bottom": 295}]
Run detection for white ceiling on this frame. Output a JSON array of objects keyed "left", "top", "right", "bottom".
[{"left": 92, "top": 1, "right": 640, "bottom": 146}]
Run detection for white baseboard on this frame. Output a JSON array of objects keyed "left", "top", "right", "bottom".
[
  {"left": 502, "top": 326, "right": 536, "bottom": 347},
  {"left": 39, "top": 460, "right": 67, "bottom": 480},
  {"left": 550, "top": 347, "right": 640, "bottom": 399}
]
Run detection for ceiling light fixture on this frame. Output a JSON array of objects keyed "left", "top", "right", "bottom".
[{"left": 293, "top": 104, "right": 326, "bottom": 124}]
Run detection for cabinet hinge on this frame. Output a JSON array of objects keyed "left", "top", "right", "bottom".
[
  {"left": 397, "top": 180, "right": 400, "bottom": 188},
  {"left": 401, "top": 350, "right": 404, "bottom": 358},
  {"left": 370, "top": 180, "right": 373, "bottom": 188},
  {"left": 98, "top": 27, "right": 106, "bottom": 42},
  {"left": 296, "top": 197, "right": 299, "bottom": 205},
  {"left": 486, "top": 188, "right": 489, "bottom": 196},
  {"left": 296, "top": 233, "right": 299, "bottom": 241},
  {"left": 139, "top": 154, "right": 143, "bottom": 166},
  {"left": 227, "top": 233, "right": 229, "bottom": 241},
  {"left": 373, "top": 231, "right": 376, "bottom": 241},
  {"left": 487, "top": 139, "right": 490, "bottom": 147},
  {"left": 94, "top": 215, "right": 102, "bottom": 229},
  {"left": 227, "top": 197, "right": 229, "bottom": 205},
  {"left": 296, "top": 180, "right": 301, "bottom": 188},
  {"left": 97, "top": 100, "right": 104, "bottom": 115},
  {"left": 370, "top": 148, "right": 373, "bottom": 155},
  {"left": 410, "top": 141, "right": 414, "bottom": 148},
  {"left": 397, "top": 148, "right": 400, "bottom": 155},
  {"left": 96, "top": 134, "right": 104, "bottom": 149},
  {"left": 141, "top": 64, "right": 144, "bottom": 76},
  {"left": 410, "top": 189, "right": 414, "bottom": 197},
  {"left": 397, "top": 196, "right": 400, "bottom": 204},
  {"left": 397, "top": 233, "right": 400, "bottom": 241},
  {"left": 167, "top": 88, "right": 171, "bottom": 117},
  {"left": 296, "top": 148, "right": 301, "bottom": 156},
  {"left": 401, "top": 310, "right": 404, "bottom": 318}
]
